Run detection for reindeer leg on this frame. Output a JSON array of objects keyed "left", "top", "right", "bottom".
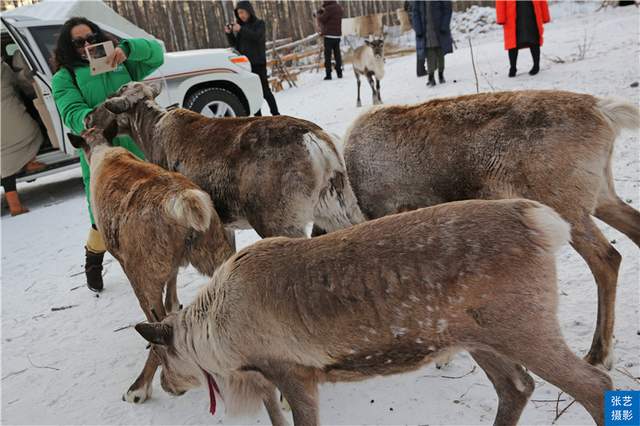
[
  {"left": 355, "top": 72, "right": 362, "bottom": 108},
  {"left": 375, "top": 77, "right": 382, "bottom": 103},
  {"left": 470, "top": 350, "right": 535, "bottom": 426},
  {"left": 569, "top": 215, "right": 621, "bottom": 370},
  {"left": 492, "top": 324, "right": 612, "bottom": 426},
  {"left": 594, "top": 165, "right": 640, "bottom": 246},
  {"left": 224, "top": 227, "right": 237, "bottom": 252},
  {"left": 263, "top": 384, "right": 290, "bottom": 426},
  {"left": 123, "top": 271, "right": 167, "bottom": 404},
  {"left": 366, "top": 72, "right": 379, "bottom": 105},
  {"left": 263, "top": 364, "right": 319, "bottom": 426},
  {"left": 163, "top": 272, "right": 180, "bottom": 314}
]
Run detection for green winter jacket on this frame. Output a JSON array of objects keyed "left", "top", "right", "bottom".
[{"left": 52, "top": 38, "right": 164, "bottom": 225}]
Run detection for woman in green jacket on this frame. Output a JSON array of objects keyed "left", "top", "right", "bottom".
[{"left": 52, "top": 17, "right": 164, "bottom": 292}]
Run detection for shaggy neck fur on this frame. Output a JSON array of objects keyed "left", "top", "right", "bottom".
[{"left": 127, "top": 100, "right": 170, "bottom": 168}]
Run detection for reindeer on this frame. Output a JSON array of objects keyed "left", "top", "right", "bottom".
[
  {"left": 87, "top": 82, "right": 364, "bottom": 247},
  {"left": 352, "top": 37, "right": 385, "bottom": 107},
  {"left": 68, "top": 122, "right": 234, "bottom": 404},
  {"left": 343, "top": 90, "right": 640, "bottom": 370},
  {"left": 135, "top": 199, "right": 612, "bottom": 426}
]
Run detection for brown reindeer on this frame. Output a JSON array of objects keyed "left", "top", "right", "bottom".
[
  {"left": 343, "top": 90, "right": 640, "bottom": 370},
  {"left": 87, "top": 82, "right": 364, "bottom": 245},
  {"left": 68, "top": 123, "right": 234, "bottom": 404},
  {"left": 135, "top": 199, "right": 612, "bottom": 426},
  {"left": 353, "top": 38, "right": 385, "bottom": 107}
]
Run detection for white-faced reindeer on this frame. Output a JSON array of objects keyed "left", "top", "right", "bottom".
[
  {"left": 343, "top": 90, "right": 640, "bottom": 370},
  {"left": 88, "top": 82, "right": 364, "bottom": 245},
  {"left": 353, "top": 37, "right": 385, "bottom": 107},
  {"left": 68, "top": 123, "right": 234, "bottom": 404},
  {"left": 136, "top": 199, "right": 612, "bottom": 426}
]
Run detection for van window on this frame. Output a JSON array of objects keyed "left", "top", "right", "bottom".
[
  {"left": 30, "top": 25, "right": 120, "bottom": 74},
  {"left": 29, "top": 25, "right": 61, "bottom": 73}
]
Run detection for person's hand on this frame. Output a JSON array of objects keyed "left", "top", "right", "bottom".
[
  {"left": 108, "top": 47, "right": 127, "bottom": 67},
  {"left": 232, "top": 23, "right": 241, "bottom": 32},
  {"left": 224, "top": 24, "right": 231, "bottom": 34}
]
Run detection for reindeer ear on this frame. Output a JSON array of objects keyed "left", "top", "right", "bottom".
[
  {"left": 67, "top": 132, "right": 88, "bottom": 150},
  {"left": 364, "top": 40, "right": 372, "bottom": 46},
  {"left": 103, "top": 120, "right": 119, "bottom": 142},
  {"left": 148, "top": 82, "right": 162, "bottom": 98},
  {"left": 135, "top": 322, "right": 173, "bottom": 346},
  {"left": 104, "top": 97, "right": 131, "bottom": 114}
]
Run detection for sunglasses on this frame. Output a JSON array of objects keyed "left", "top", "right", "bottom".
[{"left": 72, "top": 33, "right": 99, "bottom": 49}]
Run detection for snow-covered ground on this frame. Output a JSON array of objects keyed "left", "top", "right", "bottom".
[{"left": 2, "top": 4, "right": 639, "bottom": 425}]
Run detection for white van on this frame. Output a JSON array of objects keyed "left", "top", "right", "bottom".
[{"left": 1, "top": 1, "right": 263, "bottom": 183}]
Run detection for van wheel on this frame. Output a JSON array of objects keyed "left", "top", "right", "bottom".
[{"left": 184, "top": 87, "right": 247, "bottom": 117}]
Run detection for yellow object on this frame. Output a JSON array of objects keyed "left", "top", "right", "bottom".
[{"left": 86, "top": 227, "right": 107, "bottom": 253}]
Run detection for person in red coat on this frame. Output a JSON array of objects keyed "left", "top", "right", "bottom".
[{"left": 496, "top": 0, "right": 550, "bottom": 77}]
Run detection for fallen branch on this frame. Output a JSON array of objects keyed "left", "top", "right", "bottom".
[
  {"left": 27, "top": 355, "right": 60, "bottom": 371},
  {"left": 2, "top": 368, "right": 27, "bottom": 381},
  {"left": 532, "top": 398, "right": 567, "bottom": 403},
  {"left": 553, "top": 391, "right": 576, "bottom": 424},
  {"left": 114, "top": 324, "right": 136, "bottom": 333},
  {"left": 69, "top": 285, "right": 83, "bottom": 291},
  {"left": 555, "top": 391, "right": 563, "bottom": 418},
  {"left": 51, "top": 304, "right": 78, "bottom": 312},
  {"left": 442, "top": 365, "right": 477, "bottom": 379},
  {"left": 616, "top": 367, "right": 640, "bottom": 384},
  {"left": 468, "top": 38, "right": 479, "bottom": 94},
  {"left": 457, "top": 382, "right": 487, "bottom": 400}
]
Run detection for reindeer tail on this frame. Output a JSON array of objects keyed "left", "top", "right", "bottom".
[
  {"left": 165, "top": 188, "right": 213, "bottom": 233},
  {"left": 596, "top": 97, "right": 640, "bottom": 135}
]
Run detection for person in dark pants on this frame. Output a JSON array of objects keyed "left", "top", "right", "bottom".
[
  {"left": 315, "top": 1, "right": 344, "bottom": 80},
  {"left": 411, "top": 1, "right": 453, "bottom": 87},
  {"left": 405, "top": 1, "right": 427, "bottom": 77},
  {"left": 496, "top": 0, "right": 550, "bottom": 77},
  {"left": 225, "top": 1, "right": 279, "bottom": 116}
]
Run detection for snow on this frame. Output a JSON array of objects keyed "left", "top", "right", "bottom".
[{"left": 2, "top": 4, "right": 639, "bottom": 425}]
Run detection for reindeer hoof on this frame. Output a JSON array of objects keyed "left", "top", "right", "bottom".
[
  {"left": 434, "top": 352, "right": 453, "bottom": 369},
  {"left": 123, "top": 383, "right": 152, "bottom": 404},
  {"left": 584, "top": 349, "right": 614, "bottom": 371},
  {"left": 356, "top": 101, "right": 362, "bottom": 108}
]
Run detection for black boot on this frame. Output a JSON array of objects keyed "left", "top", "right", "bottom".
[
  {"left": 529, "top": 45, "right": 540, "bottom": 75},
  {"left": 508, "top": 48, "right": 518, "bottom": 77},
  {"left": 85, "top": 247, "right": 104, "bottom": 292},
  {"left": 438, "top": 71, "right": 446, "bottom": 84},
  {"left": 427, "top": 74, "right": 436, "bottom": 87}
]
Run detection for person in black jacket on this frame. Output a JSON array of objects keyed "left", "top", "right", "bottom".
[
  {"left": 411, "top": 1, "right": 453, "bottom": 87},
  {"left": 225, "top": 1, "right": 280, "bottom": 116},
  {"left": 315, "top": 1, "right": 344, "bottom": 80}
]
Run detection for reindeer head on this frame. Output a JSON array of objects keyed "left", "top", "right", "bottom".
[
  {"left": 365, "top": 37, "right": 385, "bottom": 59},
  {"left": 135, "top": 314, "right": 203, "bottom": 396},
  {"left": 67, "top": 120, "right": 118, "bottom": 163},
  {"left": 101, "top": 81, "right": 163, "bottom": 115}
]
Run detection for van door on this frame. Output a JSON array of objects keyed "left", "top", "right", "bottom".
[{"left": 1, "top": 18, "right": 72, "bottom": 155}]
